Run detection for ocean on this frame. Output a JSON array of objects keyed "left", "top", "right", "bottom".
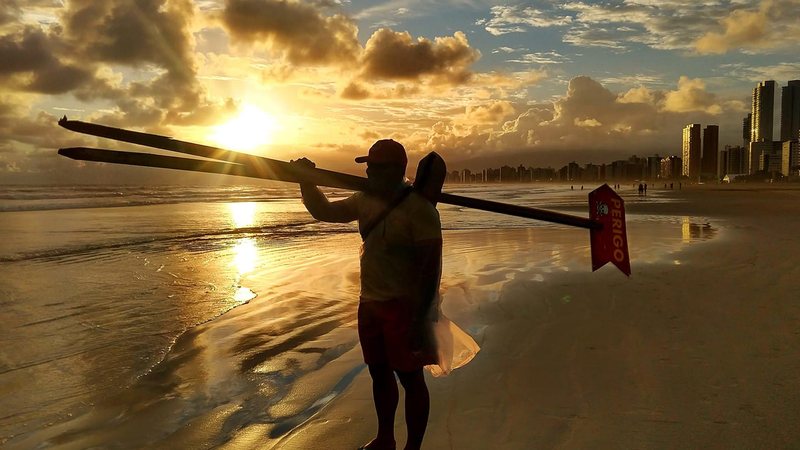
[{"left": 0, "top": 183, "right": 708, "bottom": 448}]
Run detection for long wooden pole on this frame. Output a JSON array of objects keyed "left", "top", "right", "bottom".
[{"left": 59, "top": 146, "right": 600, "bottom": 230}]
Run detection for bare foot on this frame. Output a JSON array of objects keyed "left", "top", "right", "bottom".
[{"left": 358, "top": 438, "right": 396, "bottom": 450}]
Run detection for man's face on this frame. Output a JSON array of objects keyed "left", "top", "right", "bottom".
[{"left": 366, "top": 162, "right": 405, "bottom": 194}]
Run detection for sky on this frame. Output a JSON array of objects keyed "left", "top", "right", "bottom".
[{"left": 1, "top": 0, "right": 798, "bottom": 184}]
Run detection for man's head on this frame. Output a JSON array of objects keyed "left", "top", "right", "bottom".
[{"left": 355, "top": 139, "right": 407, "bottom": 194}]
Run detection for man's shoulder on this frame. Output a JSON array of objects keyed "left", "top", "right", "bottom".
[
  {"left": 407, "top": 190, "right": 435, "bottom": 207},
  {"left": 405, "top": 191, "right": 440, "bottom": 224}
]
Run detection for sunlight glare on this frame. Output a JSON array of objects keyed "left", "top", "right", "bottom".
[
  {"left": 232, "top": 238, "right": 259, "bottom": 276},
  {"left": 210, "top": 104, "right": 279, "bottom": 151},
  {"left": 229, "top": 202, "right": 257, "bottom": 228}
]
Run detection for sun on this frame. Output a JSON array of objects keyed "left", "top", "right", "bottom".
[{"left": 210, "top": 104, "right": 279, "bottom": 152}]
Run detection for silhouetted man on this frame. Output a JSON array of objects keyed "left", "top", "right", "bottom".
[{"left": 294, "top": 140, "right": 441, "bottom": 450}]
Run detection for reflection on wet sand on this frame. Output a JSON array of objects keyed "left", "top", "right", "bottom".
[
  {"left": 232, "top": 238, "right": 259, "bottom": 276},
  {"left": 230, "top": 202, "right": 260, "bottom": 304},
  {"left": 681, "top": 216, "right": 717, "bottom": 243}
]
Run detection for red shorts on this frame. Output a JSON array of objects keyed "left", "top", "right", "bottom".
[{"left": 358, "top": 299, "right": 437, "bottom": 372}]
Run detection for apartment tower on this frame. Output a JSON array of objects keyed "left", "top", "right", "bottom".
[
  {"left": 781, "top": 80, "right": 800, "bottom": 141},
  {"left": 751, "top": 80, "right": 775, "bottom": 142},
  {"left": 702, "top": 125, "right": 719, "bottom": 179},
  {"left": 682, "top": 123, "right": 701, "bottom": 179}
]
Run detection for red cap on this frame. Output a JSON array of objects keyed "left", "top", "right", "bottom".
[{"left": 355, "top": 139, "right": 407, "bottom": 167}]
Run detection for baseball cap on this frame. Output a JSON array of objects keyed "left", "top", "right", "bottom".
[{"left": 355, "top": 139, "right": 407, "bottom": 167}]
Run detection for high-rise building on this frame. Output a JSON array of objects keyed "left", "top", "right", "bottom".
[
  {"left": 743, "top": 113, "right": 751, "bottom": 147},
  {"left": 751, "top": 80, "right": 775, "bottom": 142},
  {"left": 660, "top": 155, "right": 682, "bottom": 179},
  {"left": 781, "top": 80, "right": 800, "bottom": 141},
  {"left": 723, "top": 145, "right": 746, "bottom": 175},
  {"left": 682, "top": 123, "right": 701, "bottom": 178},
  {"left": 646, "top": 156, "right": 661, "bottom": 179},
  {"left": 783, "top": 140, "right": 800, "bottom": 177},
  {"left": 701, "top": 125, "right": 719, "bottom": 179}
]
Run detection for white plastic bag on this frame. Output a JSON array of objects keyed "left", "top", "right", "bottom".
[{"left": 425, "top": 312, "right": 480, "bottom": 377}]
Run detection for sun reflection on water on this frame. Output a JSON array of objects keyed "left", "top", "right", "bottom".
[
  {"left": 232, "top": 238, "right": 258, "bottom": 275},
  {"left": 229, "top": 238, "right": 260, "bottom": 303},
  {"left": 229, "top": 202, "right": 257, "bottom": 228}
]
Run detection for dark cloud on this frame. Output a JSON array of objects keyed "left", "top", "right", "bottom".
[
  {"left": 0, "top": 0, "right": 21, "bottom": 26},
  {"left": 26, "top": 62, "right": 93, "bottom": 95},
  {"left": 339, "top": 80, "right": 420, "bottom": 99},
  {"left": 0, "top": 27, "right": 54, "bottom": 75},
  {"left": 0, "top": 27, "right": 93, "bottom": 94},
  {"left": 0, "top": 1, "right": 218, "bottom": 126},
  {"left": 64, "top": 0, "right": 196, "bottom": 77},
  {"left": 360, "top": 29, "right": 480, "bottom": 83},
  {"left": 221, "top": 0, "right": 360, "bottom": 66},
  {"left": 48, "top": 0, "right": 230, "bottom": 127},
  {"left": 341, "top": 81, "right": 371, "bottom": 100}
]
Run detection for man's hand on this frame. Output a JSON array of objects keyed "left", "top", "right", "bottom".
[{"left": 291, "top": 157, "right": 316, "bottom": 169}]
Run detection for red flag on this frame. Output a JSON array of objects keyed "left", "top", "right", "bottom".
[{"left": 589, "top": 184, "right": 631, "bottom": 276}]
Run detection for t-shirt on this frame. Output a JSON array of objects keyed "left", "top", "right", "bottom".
[{"left": 305, "top": 189, "right": 442, "bottom": 302}]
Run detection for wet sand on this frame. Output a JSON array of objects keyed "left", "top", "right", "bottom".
[
  {"left": 5, "top": 184, "right": 800, "bottom": 449},
  {"left": 264, "top": 184, "right": 800, "bottom": 449}
]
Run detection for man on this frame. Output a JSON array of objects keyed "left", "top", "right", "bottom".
[{"left": 294, "top": 139, "right": 442, "bottom": 450}]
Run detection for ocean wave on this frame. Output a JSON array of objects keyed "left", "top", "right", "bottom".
[
  {"left": 0, "top": 221, "right": 347, "bottom": 263},
  {"left": 0, "top": 185, "right": 334, "bottom": 212}
]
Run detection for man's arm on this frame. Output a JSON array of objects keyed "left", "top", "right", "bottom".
[
  {"left": 300, "top": 183, "right": 357, "bottom": 223},
  {"left": 293, "top": 158, "right": 358, "bottom": 223}
]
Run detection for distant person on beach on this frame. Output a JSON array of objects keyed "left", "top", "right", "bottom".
[
  {"left": 638, "top": 183, "right": 644, "bottom": 195},
  {"left": 293, "top": 140, "right": 441, "bottom": 450}
]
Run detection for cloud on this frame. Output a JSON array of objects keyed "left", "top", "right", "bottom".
[
  {"left": 492, "top": 46, "right": 522, "bottom": 54},
  {"left": 360, "top": 29, "right": 480, "bottom": 84},
  {"left": 662, "top": 76, "right": 722, "bottom": 114},
  {"left": 476, "top": 5, "right": 572, "bottom": 36},
  {"left": 555, "top": 0, "right": 799, "bottom": 52},
  {"left": 695, "top": 0, "right": 799, "bottom": 54},
  {"left": 463, "top": 100, "right": 516, "bottom": 124},
  {"left": 0, "top": 0, "right": 21, "bottom": 25},
  {"left": 340, "top": 81, "right": 371, "bottom": 100},
  {"left": 720, "top": 62, "right": 800, "bottom": 82},
  {"left": 617, "top": 86, "right": 660, "bottom": 104},
  {"left": 47, "top": 0, "right": 231, "bottom": 127},
  {"left": 562, "top": 24, "right": 628, "bottom": 50},
  {"left": 339, "top": 80, "right": 420, "bottom": 99},
  {"left": 508, "top": 51, "right": 570, "bottom": 65},
  {"left": 419, "top": 76, "right": 741, "bottom": 167},
  {"left": 221, "top": 0, "right": 361, "bottom": 66},
  {"left": 0, "top": 27, "right": 93, "bottom": 94},
  {"left": 64, "top": 0, "right": 196, "bottom": 75},
  {"left": 601, "top": 74, "right": 664, "bottom": 87}
]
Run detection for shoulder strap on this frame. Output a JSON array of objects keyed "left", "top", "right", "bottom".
[{"left": 360, "top": 186, "right": 414, "bottom": 240}]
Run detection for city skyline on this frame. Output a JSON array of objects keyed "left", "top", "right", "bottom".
[{"left": 1, "top": 1, "right": 799, "bottom": 184}]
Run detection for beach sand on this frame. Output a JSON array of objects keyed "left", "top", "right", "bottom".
[
  {"left": 260, "top": 185, "right": 800, "bottom": 450},
  {"left": 5, "top": 184, "right": 800, "bottom": 449}
]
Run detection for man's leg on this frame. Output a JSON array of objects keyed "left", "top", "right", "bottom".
[
  {"left": 396, "top": 368, "right": 429, "bottom": 450},
  {"left": 362, "top": 363, "right": 398, "bottom": 449}
]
